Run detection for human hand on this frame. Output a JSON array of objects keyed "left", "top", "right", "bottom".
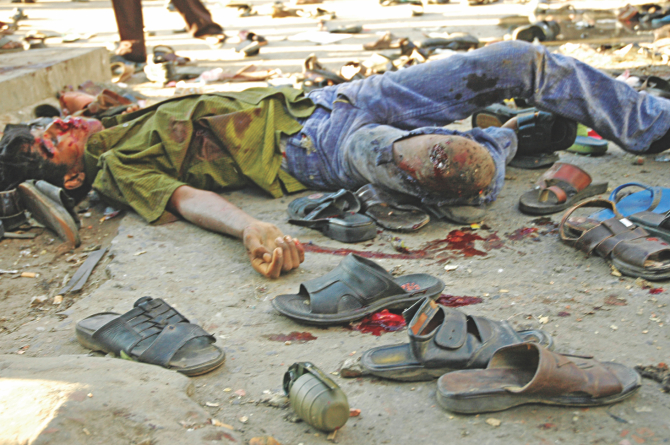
[{"left": 242, "top": 222, "right": 305, "bottom": 279}]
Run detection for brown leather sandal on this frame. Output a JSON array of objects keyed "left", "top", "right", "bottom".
[
  {"left": 559, "top": 198, "right": 670, "bottom": 281},
  {"left": 519, "top": 163, "right": 608, "bottom": 215},
  {"left": 437, "top": 342, "right": 641, "bottom": 413}
]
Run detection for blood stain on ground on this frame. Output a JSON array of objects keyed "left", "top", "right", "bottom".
[
  {"left": 266, "top": 332, "right": 317, "bottom": 342},
  {"left": 436, "top": 294, "right": 483, "bottom": 307},
  {"left": 506, "top": 227, "right": 539, "bottom": 241},
  {"left": 349, "top": 310, "right": 406, "bottom": 336},
  {"left": 649, "top": 288, "right": 664, "bottom": 294},
  {"left": 305, "top": 228, "right": 504, "bottom": 261},
  {"left": 557, "top": 311, "right": 571, "bottom": 317}
]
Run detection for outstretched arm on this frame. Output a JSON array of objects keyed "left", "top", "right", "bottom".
[{"left": 167, "top": 185, "right": 304, "bottom": 279}]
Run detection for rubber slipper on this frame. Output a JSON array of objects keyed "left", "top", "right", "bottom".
[
  {"left": 288, "top": 190, "right": 377, "bottom": 243},
  {"left": 271, "top": 254, "right": 445, "bottom": 326},
  {"left": 360, "top": 298, "right": 554, "bottom": 382},
  {"left": 519, "top": 163, "right": 608, "bottom": 215},
  {"left": 356, "top": 184, "right": 429, "bottom": 232},
  {"left": 567, "top": 124, "right": 608, "bottom": 155},
  {"left": 437, "top": 342, "right": 641, "bottom": 413},
  {"left": 560, "top": 198, "right": 670, "bottom": 281},
  {"left": 17, "top": 180, "right": 80, "bottom": 248},
  {"left": 76, "top": 297, "right": 225, "bottom": 376},
  {"left": 586, "top": 183, "right": 670, "bottom": 222}
]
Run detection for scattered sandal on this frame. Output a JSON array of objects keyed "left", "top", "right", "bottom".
[
  {"left": 76, "top": 297, "right": 225, "bottom": 376},
  {"left": 272, "top": 254, "right": 445, "bottom": 325},
  {"left": 153, "top": 45, "right": 191, "bottom": 65},
  {"left": 437, "top": 342, "right": 641, "bottom": 413},
  {"left": 361, "top": 297, "right": 553, "bottom": 381},
  {"left": 560, "top": 198, "right": 670, "bottom": 281},
  {"left": 363, "top": 32, "right": 406, "bottom": 51},
  {"left": 0, "top": 35, "right": 23, "bottom": 54},
  {"left": 519, "top": 163, "right": 608, "bottom": 215},
  {"left": 287, "top": 190, "right": 376, "bottom": 243},
  {"left": 17, "top": 180, "right": 81, "bottom": 248},
  {"left": 356, "top": 184, "right": 429, "bottom": 232},
  {"left": 235, "top": 31, "right": 267, "bottom": 57}
]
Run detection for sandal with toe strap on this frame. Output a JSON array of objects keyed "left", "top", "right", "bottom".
[
  {"left": 560, "top": 198, "right": 670, "bottom": 281},
  {"left": 519, "top": 162, "right": 608, "bottom": 215},
  {"left": 76, "top": 297, "right": 225, "bottom": 376},
  {"left": 360, "top": 297, "right": 553, "bottom": 381},
  {"left": 272, "top": 254, "right": 444, "bottom": 326}
]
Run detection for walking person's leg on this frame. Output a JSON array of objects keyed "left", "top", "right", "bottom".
[
  {"left": 111, "top": 0, "right": 147, "bottom": 63},
  {"left": 171, "top": 0, "right": 225, "bottom": 43}
]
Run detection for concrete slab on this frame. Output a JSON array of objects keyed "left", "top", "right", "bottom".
[{"left": 0, "top": 47, "right": 110, "bottom": 113}]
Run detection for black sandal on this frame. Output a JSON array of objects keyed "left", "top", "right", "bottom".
[
  {"left": 76, "top": 297, "right": 225, "bottom": 376},
  {"left": 272, "top": 254, "right": 444, "bottom": 326},
  {"left": 288, "top": 190, "right": 377, "bottom": 243}
]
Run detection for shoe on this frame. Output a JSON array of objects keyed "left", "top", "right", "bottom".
[
  {"left": 17, "top": 180, "right": 80, "bottom": 248},
  {"left": 0, "top": 187, "right": 27, "bottom": 231}
]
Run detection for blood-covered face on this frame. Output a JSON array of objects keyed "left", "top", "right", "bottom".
[{"left": 30, "top": 117, "right": 103, "bottom": 172}]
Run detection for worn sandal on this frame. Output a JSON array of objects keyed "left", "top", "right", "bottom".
[
  {"left": 560, "top": 198, "right": 670, "bottom": 281},
  {"left": 437, "top": 342, "right": 641, "bottom": 413},
  {"left": 76, "top": 297, "right": 225, "bottom": 376},
  {"left": 356, "top": 184, "right": 429, "bottom": 232},
  {"left": 288, "top": 190, "right": 377, "bottom": 243},
  {"left": 361, "top": 298, "right": 553, "bottom": 381},
  {"left": 272, "top": 254, "right": 444, "bottom": 326},
  {"left": 519, "top": 163, "right": 608, "bottom": 215}
]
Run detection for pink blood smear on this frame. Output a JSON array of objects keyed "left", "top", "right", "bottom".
[
  {"left": 266, "top": 331, "right": 317, "bottom": 342},
  {"left": 649, "top": 288, "right": 664, "bottom": 294},
  {"left": 350, "top": 310, "right": 406, "bottom": 336},
  {"left": 436, "top": 294, "right": 483, "bottom": 307}
]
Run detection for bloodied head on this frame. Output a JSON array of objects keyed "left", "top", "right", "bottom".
[
  {"left": 392, "top": 134, "right": 495, "bottom": 198},
  {"left": 0, "top": 117, "right": 103, "bottom": 193}
]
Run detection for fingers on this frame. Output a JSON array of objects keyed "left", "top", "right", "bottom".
[
  {"left": 294, "top": 238, "right": 305, "bottom": 263},
  {"left": 273, "top": 235, "right": 302, "bottom": 272},
  {"left": 250, "top": 247, "right": 283, "bottom": 279},
  {"left": 281, "top": 235, "right": 301, "bottom": 271}
]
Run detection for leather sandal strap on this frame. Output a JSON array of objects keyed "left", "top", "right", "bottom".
[
  {"left": 91, "top": 297, "right": 191, "bottom": 356},
  {"left": 578, "top": 217, "right": 647, "bottom": 255},
  {"left": 538, "top": 163, "right": 592, "bottom": 191},
  {"left": 613, "top": 237, "right": 670, "bottom": 268},
  {"left": 138, "top": 323, "right": 213, "bottom": 367},
  {"left": 301, "top": 254, "right": 406, "bottom": 314},
  {"left": 559, "top": 199, "right": 622, "bottom": 244}
]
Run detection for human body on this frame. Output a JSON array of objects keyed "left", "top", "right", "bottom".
[{"left": 2, "top": 42, "right": 669, "bottom": 278}]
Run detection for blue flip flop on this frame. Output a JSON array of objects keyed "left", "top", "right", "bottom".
[{"left": 588, "top": 183, "right": 670, "bottom": 221}]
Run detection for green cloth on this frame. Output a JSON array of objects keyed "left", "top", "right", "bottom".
[{"left": 84, "top": 87, "right": 315, "bottom": 224}]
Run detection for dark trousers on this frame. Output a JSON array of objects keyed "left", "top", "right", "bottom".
[{"left": 112, "top": 0, "right": 223, "bottom": 62}]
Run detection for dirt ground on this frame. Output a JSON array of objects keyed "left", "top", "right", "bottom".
[{"left": 1, "top": 1, "right": 670, "bottom": 444}]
